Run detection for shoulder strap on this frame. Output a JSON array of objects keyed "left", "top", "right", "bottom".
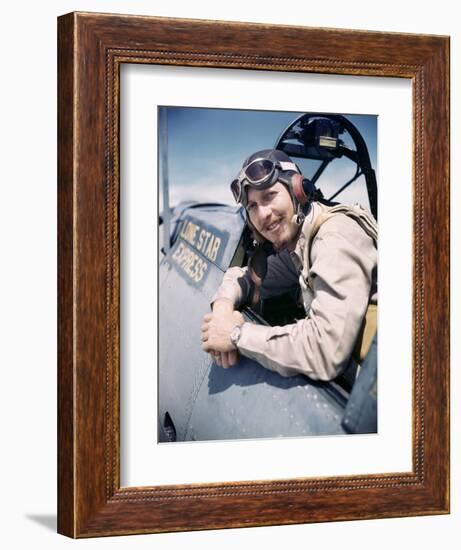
[
  {"left": 304, "top": 203, "right": 377, "bottom": 273},
  {"left": 309, "top": 204, "right": 377, "bottom": 249}
]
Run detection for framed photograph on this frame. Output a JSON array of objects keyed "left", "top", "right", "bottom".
[
  {"left": 156, "top": 106, "right": 379, "bottom": 445},
  {"left": 58, "top": 12, "right": 449, "bottom": 537}
]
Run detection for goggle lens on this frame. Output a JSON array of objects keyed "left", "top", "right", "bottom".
[
  {"left": 231, "top": 155, "right": 298, "bottom": 205},
  {"left": 230, "top": 179, "right": 241, "bottom": 202},
  {"left": 244, "top": 159, "right": 275, "bottom": 184}
]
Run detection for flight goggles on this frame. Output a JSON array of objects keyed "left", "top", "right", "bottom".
[{"left": 231, "top": 157, "right": 299, "bottom": 205}]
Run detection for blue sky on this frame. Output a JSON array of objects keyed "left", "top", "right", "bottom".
[{"left": 159, "top": 107, "right": 377, "bottom": 211}]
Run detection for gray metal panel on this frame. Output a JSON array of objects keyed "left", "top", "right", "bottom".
[
  {"left": 158, "top": 259, "right": 224, "bottom": 441},
  {"left": 186, "top": 359, "right": 347, "bottom": 441}
]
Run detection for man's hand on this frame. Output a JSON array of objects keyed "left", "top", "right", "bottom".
[
  {"left": 201, "top": 309, "right": 244, "bottom": 366},
  {"left": 213, "top": 349, "right": 239, "bottom": 369},
  {"left": 202, "top": 299, "right": 244, "bottom": 368}
]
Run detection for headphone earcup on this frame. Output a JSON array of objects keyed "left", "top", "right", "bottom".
[{"left": 291, "top": 173, "right": 309, "bottom": 205}]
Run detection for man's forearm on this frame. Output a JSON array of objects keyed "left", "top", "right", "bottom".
[{"left": 212, "top": 297, "right": 235, "bottom": 314}]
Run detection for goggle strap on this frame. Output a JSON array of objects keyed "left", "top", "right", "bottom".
[{"left": 278, "top": 161, "right": 298, "bottom": 172}]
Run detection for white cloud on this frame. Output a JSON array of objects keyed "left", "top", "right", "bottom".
[{"left": 168, "top": 164, "right": 237, "bottom": 207}]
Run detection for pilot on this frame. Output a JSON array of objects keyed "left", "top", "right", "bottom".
[{"left": 201, "top": 149, "right": 377, "bottom": 381}]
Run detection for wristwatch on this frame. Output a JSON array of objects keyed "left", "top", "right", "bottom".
[{"left": 230, "top": 325, "right": 242, "bottom": 348}]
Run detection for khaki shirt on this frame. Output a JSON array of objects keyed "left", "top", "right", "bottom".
[{"left": 212, "top": 202, "right": 378, "bottom": 381}]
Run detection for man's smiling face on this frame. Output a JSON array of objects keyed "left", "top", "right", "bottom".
[{"left": 246, "top": 183, "right": 299, "bottom": 251}]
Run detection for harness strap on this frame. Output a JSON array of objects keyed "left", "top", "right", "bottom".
[{"left": 308, "top": 204, "right": 377, "bottom": 249}]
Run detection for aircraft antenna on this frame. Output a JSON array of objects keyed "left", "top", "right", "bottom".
[{"left": 160, "top": 108, "right": 171, "bottom": 253}]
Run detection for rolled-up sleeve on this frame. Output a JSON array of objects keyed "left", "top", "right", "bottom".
[
  {"left": 237, "top": 216, "right": 377, "bottom": 380},
  {"left": 211, "top": 266, "right": 250, "bottom": 308}
]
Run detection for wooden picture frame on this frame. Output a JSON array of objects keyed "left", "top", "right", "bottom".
[{"left": 57, "top": 12, "right": 450, "bottom": 537}]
